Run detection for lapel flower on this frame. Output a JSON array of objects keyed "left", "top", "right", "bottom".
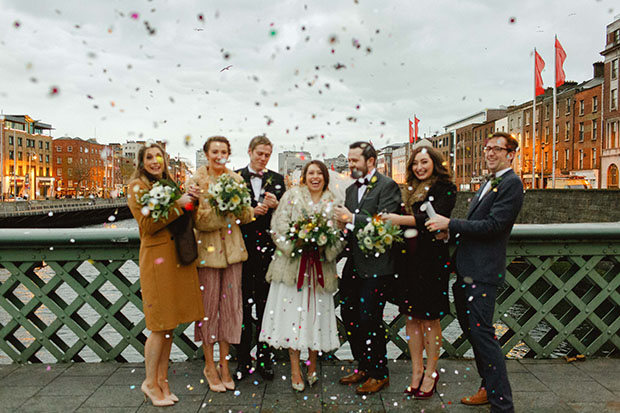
[
  {"left": 490, "top": 175, "right": 504, "bottom": 189},
  {"left": 366, "top": 175, "right": 378, "bottom": 192},
  {"left": 264, "top": 173, "right": 274, "bottom": 188}
]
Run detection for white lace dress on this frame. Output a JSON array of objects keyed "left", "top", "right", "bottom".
[{"left": 259, "top": 186, "right": 343, "bottom": 352}]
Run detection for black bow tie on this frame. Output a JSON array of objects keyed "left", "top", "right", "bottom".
[
  {"left": 249, "top": 171, "right": 264, "bottom": 179},
  {"left": 483, "top": 173, "right": 496, "bottom": 182},
  {"left": 354, "top": 178, "right": 370, "bottom": 188}
]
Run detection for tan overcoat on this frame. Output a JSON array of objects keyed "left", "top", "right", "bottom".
[
  {"left": 187, "top": 166, "right": 254, "bottom": 269},
  {"left": 128, "top": 177, "right": 205, "bottom": 331}
]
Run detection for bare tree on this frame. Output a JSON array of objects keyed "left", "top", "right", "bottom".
[{"left": 73, "top": 163, "right": 92, "bottom": 196}]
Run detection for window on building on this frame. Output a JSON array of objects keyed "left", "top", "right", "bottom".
[
  {"left": 566, "top": 98, "right": 571, "bottom": 114},
  {"left": 56, "top": 158, "right": 61, "bottom": 164},
  {"left": 579, "top": 122, "right": 584, "bottom": 141},
  {"left": 518, "top": 117, "right": 522, "bottom": 127},
  {"left": 544, "top": 151, "right": 549, "bottom": 168},
  {"left": 18, "top": 137, "right": 22, "bottom": 146},
  {"left": 68, "top": 157, "right": 72, "bottom": 164},
  {"left": 68, "top": 168, "right": 73, "bottom": 177},
  {"left": 38, "top": 141, "right": 43, "bottom": 149},
  {"left": 565, "top": 122, "right": 570, "bottom": 140},
  {"left": 593, "top": 120, "right": 598, "bottom": 140},
  {"left": 57, "top": 168, "right": 62, "bottom": 176},
  {"left": 56, "top": 146, "right": 61, "bottom": 152},
  {"left": 46, "top": 167, "right": 49, "bottom": 177},
  {"left": 67, "top": 146, "right": 73, "bottom": 152},
  {"left": 545, "top": 104, "right": 550, "bottom": 120},
  {"left": 564, "top": 149, "right": 570, "bottom": 169},
  {"left": 536, "top": 108, "right": 540, "bottom": 122},
  {"left": 525, "top": 112, "right": 530, "bottom": 125},
  {"left": 612, "top": 59, "right": 618, "bottom": 80},
  {"left": 592, "top": 148, "right": 597, "bottom": 168},
  {"left": 45, "top": 155, "right": 49, "bottom": 163},
  {"left": 555, "top": 150, "right": 558, "bottom": 162},
  {"left": 525, "top": 130, "right": 530, "bottom": 146},
  {"left": 39, "top": 167, "right": 43, "bottom": 176},
  {"left": 9, "top": 166, "right": 13, "bottom": 174},
  {"left": 80, "top": 147, "right": 83, "bottom": 153},
  {"left": 18, "top": 152, "right": 22, "bottom": 160},
  {"left": 8, "top": 136, "right": 14, "bottom": 145},
  {"left": 18, "top": 166, "right": 22, "bottom": 175},
  {"left": 579, "top": 149, "right": 584, "bottom": 169},
  {"left": 556, "top": 101, "right": 559, "bottom": 118},
  {"left": 593, "top": 96, "right": 599, "bottom": 112},
  {"left": 545, "top": 126, "right": 549, "bottom": 143},
  {"left": 45, "top": 142, "right": 50, "bottom": 150},
  {"left": 612, "top": 89, "right": 618, "bottom": 110},
  {"left": 80, "top": 158, "right": 83, "bottom": 164},
  {"left": 579, "top": 100, "right": 584, "bottom": 115},
  {"left": 9, "top": 150, "right": 14, "bottom": 160}
]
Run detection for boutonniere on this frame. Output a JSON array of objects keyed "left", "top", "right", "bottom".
[
  {"left": 264, "top": 173, "right": 274, "bottom": 187},
  {"left": 366, "top": 175, "right": 378, "bottom": 191},
  {"left": 490, "top": 175, "right": 504, "bottom": 189}
]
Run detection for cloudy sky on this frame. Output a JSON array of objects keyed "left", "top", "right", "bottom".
[{"left": 0, "top": 0, "right": 616, "bottom": 170}]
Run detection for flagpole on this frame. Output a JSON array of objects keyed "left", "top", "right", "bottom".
[
  {"left": 532, "top": 48, "right": 537, "bottom": 189},
  {"left": 552, "top": 35, "right": 557, "bottom": 189}
]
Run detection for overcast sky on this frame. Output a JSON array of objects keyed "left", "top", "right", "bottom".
[{"left": 0, "top": 0, "right": 617, "bottom": 170}]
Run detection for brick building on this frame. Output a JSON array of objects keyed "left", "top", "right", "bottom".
[
  {"left": 429, "top": 132, "right": 452, "bottom": 172},
  {"left": 0, "top": 114, "right": 54, "bottom": 199},
  {"left": 601, "top": 16, "right": 620, "bottom": 188},
  {"left": 104, "top": 143, "right": 123, "bottom": 197},
  {"left": 53, "top": 137, "right": 106, "bottom": 197}
]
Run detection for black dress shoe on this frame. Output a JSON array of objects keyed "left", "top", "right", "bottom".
[{"left": 256, "top": 364, "right": 274, "bottom": 381}]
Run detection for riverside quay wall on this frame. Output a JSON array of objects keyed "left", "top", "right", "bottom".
[{"left": 452, "top": 189, "right": 620, "bottom": 224}]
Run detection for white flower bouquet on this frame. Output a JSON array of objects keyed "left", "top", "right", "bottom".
[
  {"left": 207, "top": 174, "right": 252, "bottom": 217},
  {"left": 356, "top": 214, "right": 403, "bottom": 256},
  {"left": 286, "top": 211, "right": 340, "bottom": 257},
  {"left": 137, "top": 179, "right": 182, "bottom": 222}
]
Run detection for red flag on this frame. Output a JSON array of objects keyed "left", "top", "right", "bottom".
[
  {"left": 555, "top": 37, "right": 567, "bottom": 87},
  {"left": 408, "top": 119, "right": 414, "bottom": 143},
  {"left": 414, "top": 116, "right": 420, "bottom": 142},
  {"left": 535, "top": 50, "right": 546, "bottom": 96},
  {"left": 331, "top": 162, "right": 335, "bottom": 171}
]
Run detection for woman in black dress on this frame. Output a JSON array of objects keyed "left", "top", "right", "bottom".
[{"left": 383, "top": 146, "right": 456, "bottom": 398}]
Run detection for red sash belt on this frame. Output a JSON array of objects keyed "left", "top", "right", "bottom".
[{"left": 297, "top": 249, "right": 324, "bottom": 290}]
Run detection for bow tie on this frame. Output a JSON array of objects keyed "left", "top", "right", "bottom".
[
  {"left": 354, "top": 178, "right": 370, "bottom": 188},
  {"left": 249, "top": 171, "right": 264, "bottom": 179},
  {"left": 483, "top": 173, "right": 496, "bottom": 182}
]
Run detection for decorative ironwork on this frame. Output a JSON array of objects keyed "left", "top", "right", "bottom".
[{"left": 0, "top": 224, "right": 619, "bottom": 363}]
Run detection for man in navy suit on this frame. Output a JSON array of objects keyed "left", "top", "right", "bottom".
[
  {"left": 426, "top": 132, "right": 523, "bottom": 413},
  {"left": 334, "top": 142, "right": 402, "bottom": 395},
  {"left": 235, "top": 136, "right": 286, "bottom": 381}
]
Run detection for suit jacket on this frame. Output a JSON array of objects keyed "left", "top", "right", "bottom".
[
  {"left": 236, "top": 167, "right": 286, "bottom": 262},
  {"left": 343, "top": 171, "right": 402, "bottom": 279},
  {"left": 449, "top": 169, "right": 524, "bottom": 286}
]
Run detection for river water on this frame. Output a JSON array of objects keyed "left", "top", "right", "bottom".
[{"left": 0, "top": 218, "right": 569, "bottom": 364}]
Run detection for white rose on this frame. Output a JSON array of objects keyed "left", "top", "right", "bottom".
[
  {"left": 363, "top": 237, "right": 373, "bottom": 249},
  {"left": 363, "top": 222, "right": 374, "bottom": 234},
  {"left": 317, "top": 234, "right": 328, "bottom": 246}
]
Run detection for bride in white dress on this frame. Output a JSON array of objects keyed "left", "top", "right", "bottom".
[{"left": 260, "top": 160, "right": 345, "bottom": 392}]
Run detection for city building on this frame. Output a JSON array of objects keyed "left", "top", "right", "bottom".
[
  {"left": 429, "top": 132, "right": 453, "bottom": 172},
  {"left": 377, "top": 143, "right": 404, "bottom": 178},
  {"left": 278, "top": 150, "right": 311, "bottom": 176},
  {"left": 0, "top": 114, "right": 54, "bottom": 199},
  {"left": 601, "top": 15, "right": 620, "bottom": 188},
  {"left": 53, "top": 137, "right": 106, "bottom": 197},
  {"left": 323, "top": 154, "right": 348, "bottom": 173},
  {"left": 122, "top": 140, "right": 167, "bottom": 167},
  {"left": 104, "top": 143, "right": 123, "bottom": 197},
  {"left": 391, "top": 143, "right": 410, "bottom": 184}
]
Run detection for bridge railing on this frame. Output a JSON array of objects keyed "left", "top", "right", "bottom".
[
  {"left": 0, "top": 198, "right": 128, "bottom": 216},
  {"left": 0, "top": 224, "right": 619, "bottom": 363}
]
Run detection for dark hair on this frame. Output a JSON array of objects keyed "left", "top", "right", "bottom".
[
  {"left": 130, "top": 143, "right": 170, "bottom": 181},
  {"left": 248, "top": 135, "right": 272, "bottom": 151},
  {"left": 488, "top": 132, "right": 519, "bottom": 152},
  {"left": 203, "top": 136, "right": 231, "bottom": 154},
  {"left": 300, "top": 160, "right": 330, "bottom": 191},
  {"left": 349, "top": 141, "right": 377, "bottom": 162},
  {"left": 405, "top": 146, "right": 452, "bottom": 186}
]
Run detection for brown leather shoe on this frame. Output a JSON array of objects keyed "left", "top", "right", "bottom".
[
  {"left": 461, "top": 387, "right": 489, "bottom": 405},
  {"left": 355, "top": 377, "right": 390, "bottom": 395},
  {"left": 339, "top": 370, "right": 367, "bottom": 385}
]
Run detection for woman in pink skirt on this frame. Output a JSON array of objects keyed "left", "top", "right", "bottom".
[{"left": 188, "top": 136, "right": 253, "bottom": 392}]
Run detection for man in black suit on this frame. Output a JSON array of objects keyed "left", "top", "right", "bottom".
[
  {"left": 334, "top": 141, "right": 402, "bottom": 395},
  {"left": 426, "top": 132, "right": 523, "bottom": 413},
  {"left": 235, "top": 135, "right": 286, "bottom": 381}
]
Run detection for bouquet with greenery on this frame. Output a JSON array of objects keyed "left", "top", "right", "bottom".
[
  {"left": 356, "top": 214, "right": 403, "bottom": 255},
  {"left": 207, "top": 174, "right": 252, "bottom": 217},
  {"left": 287, "top": 211, "right": 340, "bottom": 257},
  {"left": 137, "top": 179, "right": 182, "bottom": 222}
]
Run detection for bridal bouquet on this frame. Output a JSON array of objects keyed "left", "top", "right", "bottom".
[
  {"left": 137, "top": 179, "right": 182, "bottom": 222},
  {"left": 287, "top": 212, "right": 340, "bottom": 256},
  {"left": 357, "top": 214, "right": 403, "bottom": 256},
  {"left": 207, "top": 174, "right": 252, "bottom": 217}
]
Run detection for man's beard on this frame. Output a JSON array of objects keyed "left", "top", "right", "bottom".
[{"left": 350, "top": 167, "right": 367, "bottom": 179}]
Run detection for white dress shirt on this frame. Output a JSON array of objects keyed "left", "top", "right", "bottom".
[
  {"left": 247, "top": 165, "right": 263, "bottom": 202},
  {"left": 478, "top": 167, "right": 511, "bottom": 201},
  {"left": 357, "top": 168, "right": 376, "bottom": 203}
]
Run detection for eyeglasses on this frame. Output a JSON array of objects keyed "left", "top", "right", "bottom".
[{"left": 483, "top": 146, "right": 511, "bottom": 154}]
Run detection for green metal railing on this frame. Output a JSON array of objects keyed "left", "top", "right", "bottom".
[{"left": 0, "top": 224, "right": 619, "bottom": 363}]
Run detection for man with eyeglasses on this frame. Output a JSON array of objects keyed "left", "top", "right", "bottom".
[{"left": 426, "top": 132, "right": 523, "bottom": 413}]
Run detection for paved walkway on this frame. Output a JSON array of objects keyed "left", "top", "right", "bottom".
[{"left": 1, "top": 358, "right": 620, "bottom": 412}]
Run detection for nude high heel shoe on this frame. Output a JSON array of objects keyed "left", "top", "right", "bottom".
[
  {"left": 141, "top": 382, "right": 175, "bottom": 407},
  {"left": 203, "top": 367, "right": 226, "bottom": 393},
  {"left": 217, "top": 365, "right": 235, "bottom": 391}
]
